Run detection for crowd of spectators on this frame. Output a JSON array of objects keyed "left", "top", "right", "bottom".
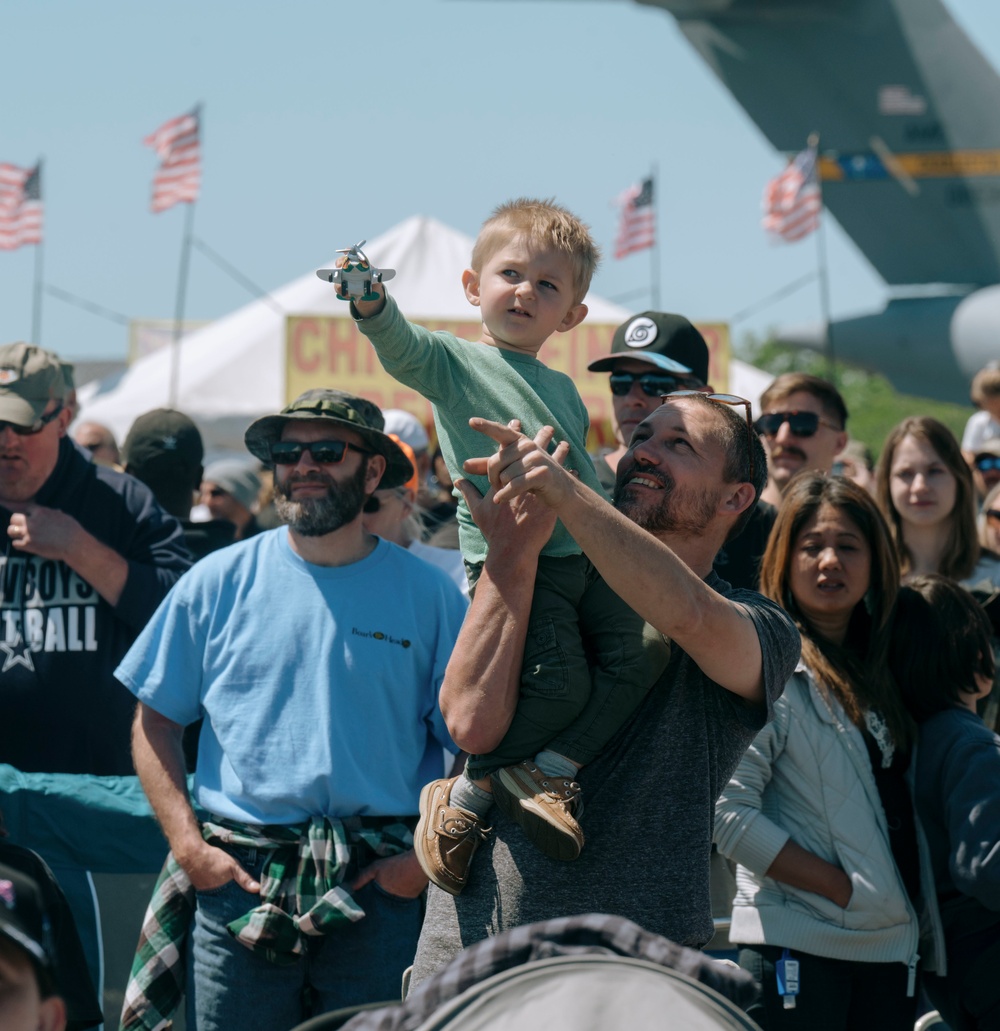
[{"left": 2, "top": 258, "right": 1000, "bottom": 1028}]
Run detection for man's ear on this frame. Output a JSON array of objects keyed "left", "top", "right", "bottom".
[
  {"left": 462, "top": 268, "right": 481, "bottom": 307},
  {"left": 365, "top": 454, "right": 387, "bottom": 492},
  {"left": 38, "top": 994, "right": 67, "bottom": 1031},
  {"left": 721, "top": 481, "right": 757, "bottom": 519},
  {"left": 832, "top": 429, "right": 849, "bottom": 460},
  {"left": 56, "top": 406, "right": 72, "bottom": 438},
  {"left": 557, "top": 303, "right": 588, "bottom": 334}
]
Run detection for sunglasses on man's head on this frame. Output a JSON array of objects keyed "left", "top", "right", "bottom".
[
  {"left": 609, "top": 371, "right": 686, "bottom": 397},
  {"left": 662, "top": 390, "right": 756, "bottom": 482},
  {"left": 269, "top": 440, "right": 373, "bottom": 465},
  {"left": 0, "top": 403, "right": 63, "bottom": 437},
  {"left": 976, "top": 456, "right": 1000, "bottom": 472},
  {"left": 753, "top": 410, "right": 839, "bottom": 439}
]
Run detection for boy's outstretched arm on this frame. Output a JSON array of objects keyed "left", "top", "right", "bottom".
[{"left": 438, "top": 425, "right": 563, "bottom": 753}]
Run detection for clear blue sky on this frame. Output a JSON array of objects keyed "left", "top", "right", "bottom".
[{"left": 2, "top": 0, "right": 998, "bottom": 361}]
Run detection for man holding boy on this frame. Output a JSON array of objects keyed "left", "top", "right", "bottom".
[
  {"left": 349, "top": 200, "right": 675, "bottom": 889},
  {"left": 410, "top": 393, "right": 800, "bottom": 983}
]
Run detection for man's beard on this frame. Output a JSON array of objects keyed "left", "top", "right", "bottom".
[
  {"left": 613, "top": 458, "right": 719, "bottom": 537},
  {"left": 274, "top": 460, "right": 368, "bottom": 537}
]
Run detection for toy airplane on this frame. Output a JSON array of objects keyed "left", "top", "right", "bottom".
[{"left": 316, "top": 240, "right": 396, "bottom": 302}]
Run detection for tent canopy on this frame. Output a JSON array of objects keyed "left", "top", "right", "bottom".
[{"left": 77, "top": 214, "right": 770, "bottom": 453}]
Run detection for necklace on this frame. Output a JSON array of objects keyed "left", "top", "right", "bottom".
[{"left": 864, "top": 708, "right": 895, "bottom": 769}]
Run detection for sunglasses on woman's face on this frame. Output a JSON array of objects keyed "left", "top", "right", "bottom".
[
  {"left": 986, "top": 509, "right": 1000, "bottom": 526},
  {"left": 975, "top": 456, "right": 1000, "bottom": 472},
  {"left": 753, "top": 410, "right": 839, "bottom": 439}
]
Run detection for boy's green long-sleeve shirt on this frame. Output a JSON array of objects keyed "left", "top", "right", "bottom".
[{"left": 356, "top": 295, "right": 608, "bottom": 565}]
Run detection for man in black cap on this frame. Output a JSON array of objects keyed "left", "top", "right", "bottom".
[
  {"left": 587, "top": 311, "right": 703, "bottom": 493},
  {"left": 122, "top": 407, "right": 237, "bottom": 560},
  {"left": 589, "top": 313, "right": 774, "bottom": 589},
  {"left": 0, "top": 345, "right": 191, "bottom": 778},
  {"left": 117, "top": 389, "right": 467, "bottom": 1031},
  {"left": 0, "top": 861, "right": 69, "bottom": 1031}
]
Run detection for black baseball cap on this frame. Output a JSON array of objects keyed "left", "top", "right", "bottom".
[
  {"left": 122, "top": 408, "right": 204, "bottom": 478},
  {"left": 0, "top": 862, "right": 55, "bottom": 972},
  {"left": 588, "top": 312, "right": 708, "bottom": 385}
]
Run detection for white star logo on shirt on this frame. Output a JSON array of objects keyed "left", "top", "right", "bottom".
[{"left": 0, "top": 635, "right": 34, "bottom": 673}]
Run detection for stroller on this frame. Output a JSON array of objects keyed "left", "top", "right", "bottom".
[{"left": 291, "top": 913, "right": 761, "bottom": 1031}]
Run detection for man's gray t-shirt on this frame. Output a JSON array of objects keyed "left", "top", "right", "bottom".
[{"left": 411, "top": 577, "right": 799, "bottom": 986}]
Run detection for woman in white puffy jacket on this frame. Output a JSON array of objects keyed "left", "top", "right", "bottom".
[{"left": 716, "top": 473, "right": 927, "bottom": 1030}]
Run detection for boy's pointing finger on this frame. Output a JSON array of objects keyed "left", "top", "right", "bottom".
[{"left": 468, "top": 416, "right": 522, "bottom": 446}]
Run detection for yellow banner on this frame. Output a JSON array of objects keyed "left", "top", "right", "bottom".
[{"left": 285, "top": 316, "right": 731, "bottom": 449}]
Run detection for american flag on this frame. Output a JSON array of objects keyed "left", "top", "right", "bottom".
[
  {"left": 0, "top": 162, "right": 43, "bottom": 251},
  {"left": 761, "top": 146, "right": 822, "bottom": 242},
  {"left": 614, "top": 177, "right": 656, "bottom": 259},
  {"left": 144, "top": 107, "right": 201, "bottom": 213}
]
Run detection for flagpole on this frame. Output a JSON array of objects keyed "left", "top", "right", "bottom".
[
  {"left": 809, "top": 132, "right": 836, "bottom": 383},
  {"left": 650, "top": 162, "right": 660, "bottom": 309},
  {"left": 168, "top": 199, "right": 195, "bottom": 407},
  {"left": 30, "top": 159, "right": 44, "bottom": 345},
  {"left": 31, "top": 241, "right": 44, "bottom": 346}
]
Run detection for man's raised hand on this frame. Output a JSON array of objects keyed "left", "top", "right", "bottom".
[{"left": 464, "top": 418, "right": 573, "bottom": 508}]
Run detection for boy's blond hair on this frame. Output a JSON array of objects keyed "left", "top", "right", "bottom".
[
  {"left": 470, "top": 198, "right": 601, "bottom": 305},
  {"left": 970, "top": 363, "right": 1000, "bottom": 405}
]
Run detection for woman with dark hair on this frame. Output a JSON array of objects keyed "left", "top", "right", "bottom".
[
  {"left": 891, "top": 574, "right": 1000, "bottom": 1030},
  {"left": 716, "top": 472, "right": 925, "bottom": 1029}
]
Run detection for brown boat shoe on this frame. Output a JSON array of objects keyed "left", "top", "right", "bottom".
[
  {"left": 414, "top": 776, "right": 492, "bottom": 896},
  {"left": 491, "top": 760, "right": 584, "bottom": 861}
]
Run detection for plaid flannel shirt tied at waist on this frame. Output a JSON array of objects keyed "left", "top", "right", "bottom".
[{"left": 120, "top": 814, "right": 415, "bottom": 1031}]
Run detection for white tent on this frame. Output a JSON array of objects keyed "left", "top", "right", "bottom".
[{"left": 76, "top": 215, "right": 771, "bottom": 451}]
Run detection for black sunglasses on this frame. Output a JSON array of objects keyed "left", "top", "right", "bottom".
[
  {"left": 662, "top": 390, "right": 756, "bottom": 483},
  {"left": 986, "top": 509, "right": 1000, "bottom": 525},
  {"left": 270, "top": 440, "right": 373, "bottom": 465},
  {"left": 0, "top": 403, "right": 63, "bottom": 437},
  {"left": 975, "top": 456, "right": 1000, "bottom": 472},
  {"left": 609, "top": 371, "right": 686, "bottom": 397},
  {"left": 753, "top": 410, "right": 840, "bottom": 439}
]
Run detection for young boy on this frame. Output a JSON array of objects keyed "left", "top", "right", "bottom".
[
  {"left": 962, "top": 362, "right": 1000, "bottom": 462},
  {"left": 345, "top": 199, "right": 679, "bottom": 894}
]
